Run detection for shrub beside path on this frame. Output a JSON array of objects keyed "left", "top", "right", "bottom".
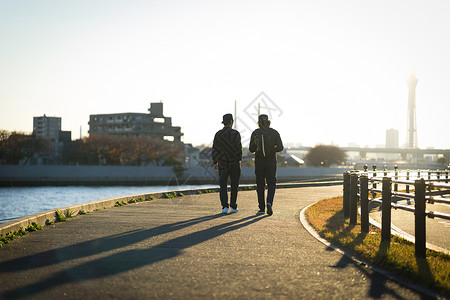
[{"left": 0, "top": 185, "right": 427, "bottom": 299}]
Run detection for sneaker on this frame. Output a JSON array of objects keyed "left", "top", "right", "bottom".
[
  {"left": 256, "top": 210, "right": 265, "bottom": 215},
  {"left": 222, "top": 207, "right": 229, "bottom": 214},
  {"left": 266, "top": 203, "right": 273, "bottom": 216},
  {"left": 230, "top": 208, "right": 239, "bottom": 213}
]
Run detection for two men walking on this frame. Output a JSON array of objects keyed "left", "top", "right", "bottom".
[{"left": 212, "top": 113, "right": 283, "bottom": 215}]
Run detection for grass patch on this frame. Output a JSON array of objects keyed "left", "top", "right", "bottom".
[
  {"left": 26, "top": 222, "right": 42, "bottom": 232},
  {"left": 55, "top": 210, "right": 67, "bottom": 222},
  {"left": 65, "top": 209, "right": 76, "bottom": 218},
  {"left": 114, "top": 201, "right": 128, "bottom": 207},
  {"left": 239, "top": 186, "right": 254, "bottom": 191},
  {"left": 305, "top": 196, "right": 450, "bottom": 297},
  {"left": 0, "top": 222, "right": 43, "bottom": 247},
  {"left": 163, "top": 192, "right": 184, "bottom": 199}
]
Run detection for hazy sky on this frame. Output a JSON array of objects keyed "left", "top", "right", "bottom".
[{"left": 1, "top": 0, "right": 449, "bottom": 148}]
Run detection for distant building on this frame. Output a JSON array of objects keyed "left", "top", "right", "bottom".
[
  {"left": 88, "top": 102, "right": 183, "bottom": 142},
  {"left": 30, "top": 115, "right": 72, "bottom": 164},
  {"left": 386, "top": 128, "right": 399, "bottom": 148},
  {"left": 198, "top": 146, "right": 213, "bottom": 167},
  {"left": 33, "top": 115, "right": 61, "bottom": 141},
  {"left": 184, "top": 144, "right": 201, "bottom": 168}
]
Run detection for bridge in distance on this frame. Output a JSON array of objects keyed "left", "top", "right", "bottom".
[{"left": 286, "top": 146, "right": 450, "bottom": 162}]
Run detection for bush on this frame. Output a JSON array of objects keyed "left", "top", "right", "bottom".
[{"left": 305, "top": 145, "right": 347, "bottom": 167}]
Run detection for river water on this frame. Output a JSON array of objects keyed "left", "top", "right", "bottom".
[{"left": 0, "top": 185, "right": 217, "bottom": 223}]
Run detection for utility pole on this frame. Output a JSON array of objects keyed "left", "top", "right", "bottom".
[{"left": 234, "top": 100, "right": 237, "bottom": 129}]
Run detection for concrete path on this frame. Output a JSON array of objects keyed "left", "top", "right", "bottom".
[
  {"left": 0, "top": 186, "right": 429, "bottom": 299},
  {"left": 369, "top": 199, "right": 450, "bottom": 252}
]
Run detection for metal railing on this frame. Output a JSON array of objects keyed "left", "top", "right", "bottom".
[{"left": 343, "top": 166, "right": 450, "bottom": 258}]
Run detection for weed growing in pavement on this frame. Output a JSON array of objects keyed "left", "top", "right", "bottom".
[
  {"left": 163, "top": 192, "right": 183, "bottom": 199},
  {"left": 78, "top": 210, "right": 87, "bottom": 215},
  {"left": 127, "top": 196, "right": 154, "bottom": 204},
  {"left": 26, "top": 222, "right": 42, "bottom": 232},
  {"left": 55, "top": 210, "right": 67, "bottom": 222},
  {"left": 114, "top": 201, "right": 128, "bottom": 207},
  {"left": 305, "top": 196, "right": 450, "bottom": 296},
  {"left": 65, "top": 209, "right": 76, "bottom": 218},
  {"left": 0, "top": 222, "right": 43, "bottom": 248}
]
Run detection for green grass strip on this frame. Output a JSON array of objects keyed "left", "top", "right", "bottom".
[{"left": 305, "top": 196, "right": 449, "bottom": 297}]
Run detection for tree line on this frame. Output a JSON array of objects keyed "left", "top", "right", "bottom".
[
  {"left": 0, "top": 130, "right": 184, "bottom": 167},
  {"left": 1, "top": 129, "right": 348, "bottom": 167}
]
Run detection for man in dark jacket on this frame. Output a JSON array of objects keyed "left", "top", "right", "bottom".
[
  {"left": 212, "top": 114, "right": 242, "bottom": 214},
  {"left": 249, "top": 114, "right": 284, "bottom": 215}
]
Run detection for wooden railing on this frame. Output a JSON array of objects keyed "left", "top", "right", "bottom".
[{"left": 343, "top": 166, "right": 450, "bottom": 257}]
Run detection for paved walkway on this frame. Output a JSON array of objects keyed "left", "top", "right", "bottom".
[
  {"left": 0, "top": 186, "right": 430, "bottom": 299},
  {"left": 369, "top": 199, "right": 450, "bottom": 252}
]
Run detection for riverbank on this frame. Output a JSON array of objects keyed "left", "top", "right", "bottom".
[
  {"left": 0, "top": 181, "right": 340, "bottom": 237},
  {"left": 0, "top": 165, "right": 350, "bottom": 186},
  {"left": 0, "top": 185, "right": 219, "bottom": 223},
  {"left": 1, "top": 183, "right": 427, "bottom": 299}
]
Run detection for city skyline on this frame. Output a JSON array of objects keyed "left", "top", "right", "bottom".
[{"left": 1, "top": 1, "right": 450, "bottom": 149}]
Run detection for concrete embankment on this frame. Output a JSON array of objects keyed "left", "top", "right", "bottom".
[{"left": 0, "top": 165, "right": 351, "bottom": 186}]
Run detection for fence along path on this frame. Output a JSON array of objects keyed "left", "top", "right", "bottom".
[{"left": 343, "top": 166, "right": 450, "bottom": 257}]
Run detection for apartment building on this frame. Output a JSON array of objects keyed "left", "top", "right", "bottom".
[
  {"left": 33, "top": 115, "right": 61, "bottom": 141},
  {"left": 88, "top": 102, "right": 183, "bottom": 142}
]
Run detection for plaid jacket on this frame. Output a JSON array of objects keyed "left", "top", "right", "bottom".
[{"left": 212, "top": 126, "right": 242, "bottom": 164}]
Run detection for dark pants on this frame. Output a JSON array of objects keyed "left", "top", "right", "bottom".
[
  {"left": 255, "top": 159, "right": 277, "bottom": 211},
  {"left": 218, "top": 161, "right": 241, "bottom": 209}
]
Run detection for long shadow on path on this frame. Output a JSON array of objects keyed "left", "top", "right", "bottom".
[
  {"left": 323, "top": 209, "right": 426, "bottom": 299},
  {"left": 329, "top": 248, "right": 408, "bottom": 300},
  {"left": 0, "top": 214, "right": 226, "bottom": 273},
  {"left": 2, "top": 214, "right": 267, "bottom": 299}
]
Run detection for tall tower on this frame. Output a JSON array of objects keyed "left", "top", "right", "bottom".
[{"left": 406, "top": 71, "right": 418, "bottom": 149}]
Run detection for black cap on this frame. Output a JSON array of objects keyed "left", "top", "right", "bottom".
[
  {"left": 258, "top": 114, "right": 269, "bottom": 123},
  {"left": 222, "top": 113, "right": 233, "bottom": 124}
]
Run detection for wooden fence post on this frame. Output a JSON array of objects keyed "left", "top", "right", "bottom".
[
  {"left": 381, "top": 177, "right": 392, "bottom": 243},
  {"left": 394, "top": 165, "right": 398, "bottom": 192},
  {"left": 343, "top": 172, "right": 350, "bottom": 218},
  {"left": 350, "top": 172, "right": 358, "bottom": 225},
  {"left": 406, "top": 170, "right": 410, "bottom": 193},
  {"left": 372, "top": 165, "right": 377, "bottom": 198},
  {"left": 360, "top": 174, "right": 369, "bottom": 233},
  {"left": 414, "top": 178, "right": 426, "bottom": 258}
]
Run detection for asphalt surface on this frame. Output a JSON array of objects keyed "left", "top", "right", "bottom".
[
  {"left": 0, "top": 186, "right": 433, "bottom": 299},
  {"left": 369, "top": 199, "right": 450, "bottom": 252}
]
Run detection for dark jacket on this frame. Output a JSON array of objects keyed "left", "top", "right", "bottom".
[
  {"left": 212, "top": 126, "right": 242, "bottom": 164},
  {"left": 249, "top": 127, "right": 283, "bottom": 160}
]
